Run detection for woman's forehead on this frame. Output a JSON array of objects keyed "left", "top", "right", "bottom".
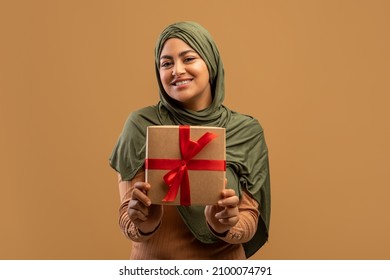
[{"left": 160, "top": 38, "right": 194, "bottom": 56}]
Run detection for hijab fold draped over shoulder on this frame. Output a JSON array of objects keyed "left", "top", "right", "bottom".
[{"left": 109, "top": 22, "right": 270, "bottom": 258}]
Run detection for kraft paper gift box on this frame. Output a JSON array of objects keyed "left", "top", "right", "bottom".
[{"left": 145, "top": 125, "right": 226, "bottom": 206}]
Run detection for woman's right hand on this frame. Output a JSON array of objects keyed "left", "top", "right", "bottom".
[{"left": 127, "top": 181, "right": 163, "bottom": 234}]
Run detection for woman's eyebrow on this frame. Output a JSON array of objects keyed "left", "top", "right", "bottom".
[{"left": 160, "top": 50, "right": 196, "bottom": 60}]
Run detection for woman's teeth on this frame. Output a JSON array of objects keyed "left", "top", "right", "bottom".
[{"left": 175, "top": 80, "right": 191, "bottom": 86}]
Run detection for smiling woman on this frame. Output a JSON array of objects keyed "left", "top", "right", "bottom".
[
  {"left": 109, "top": 21, "right": 271, "bottom": 260},
  {"left": 159, "top": 38, "right": 212, "bottom": 111}
]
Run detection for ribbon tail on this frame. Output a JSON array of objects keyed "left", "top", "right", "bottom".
[
  {"left": 180, "top": 169, "right": 191, "bottom": 206},
  {"left": 162, "top": 168, "right": 182, "bottom": 202}
]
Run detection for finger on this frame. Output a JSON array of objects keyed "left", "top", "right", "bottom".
[
  {"left": 128, "top": 199, "right": 149, "bottom": 216},
  {"left": 218, "top": 195, "right": 239, "bottom": 208},
  {"left": 128, "top": 208, "right": 148, "bottom": 222},
  {"left": 217, "top": 216, "right": 239, "bottom": 226},
  {"left": 133, "top": 181, "right": 151, "bottom": 193},
  {"left": 128, "top": 198, "right": 154, "bottom": 222},
  {"left": 131, "top": 187, "right": 152, "bottom": 206},
  {"left": 221, "top": 188, "right": 235, "bottom": 198},
  {"left": 215, "top": 207, "right": 239, "bottom": 220}
]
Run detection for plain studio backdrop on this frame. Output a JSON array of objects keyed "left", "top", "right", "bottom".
[{"left": 1, "top": 0, "right": 389, "bottom": 259}]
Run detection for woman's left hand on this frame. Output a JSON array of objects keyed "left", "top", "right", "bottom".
[{"left": 205, "top": 188, "right": 240, "bottom": 235}]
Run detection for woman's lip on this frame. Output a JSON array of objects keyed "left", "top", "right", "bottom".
[
  {"left": 172, "top": 79, "right": 192, "bottom": 89},
  {"left": 171, "top": 79, "right": 193, "bottom": 86}
]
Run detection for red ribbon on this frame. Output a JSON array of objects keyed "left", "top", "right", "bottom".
[{"left": 145, "top": 125, "right": 226, "bottom": 206}]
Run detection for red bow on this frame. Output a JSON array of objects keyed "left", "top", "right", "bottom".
[{"left": 145, "top": 126, "right": 225, "bottom": 206}]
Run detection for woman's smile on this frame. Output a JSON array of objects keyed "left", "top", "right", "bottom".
[{"left": 170, "top": 78, "right": 193, "bottom": 87}]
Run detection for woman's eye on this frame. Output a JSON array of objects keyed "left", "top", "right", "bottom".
[
  {"left": 161, "top": 61, "right": 172, "bottom": 68},
  {"left": 184, "top": 57, "right": 196, "bottom": 63}
]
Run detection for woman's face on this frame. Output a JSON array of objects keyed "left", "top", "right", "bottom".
[{"left": 159, "top": 38, "right": 212, "bottom": 111}]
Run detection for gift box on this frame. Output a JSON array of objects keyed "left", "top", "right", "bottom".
[{"left": 145, "top": 125, "right": 226, "bottom": 206}]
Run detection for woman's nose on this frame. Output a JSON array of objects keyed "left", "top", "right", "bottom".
[{"left": 172, "top": 61, "right": 186, "bottom": 76}]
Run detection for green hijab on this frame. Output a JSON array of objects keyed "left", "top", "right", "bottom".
[{"left": 109, "top": 21, "right": 270, "bottom": 258}]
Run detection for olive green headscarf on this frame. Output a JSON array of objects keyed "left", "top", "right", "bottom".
[{"left": 109, "top": 21, "right": 270, "bottom": 258}]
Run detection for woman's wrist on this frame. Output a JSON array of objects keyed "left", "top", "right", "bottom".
[{"left": 207, "top": 222, "right": 229, "bottom": 238}]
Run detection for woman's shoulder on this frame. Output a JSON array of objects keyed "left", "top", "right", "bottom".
[
  {"left": 230, "top": 110, "right": 264, "bottom": 132},
  {"left": 120, "top": 105, "right": 161, "bottom": 135},
  {"left": 122, "top": 105, "right": 160, "bottom": 126},
  {"left": 127, "top": 105, "right": 159, "bottom": 121}
]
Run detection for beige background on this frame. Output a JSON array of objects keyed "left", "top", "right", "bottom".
[{"left": 1, "top": 0, "right": 389, "bottom": 259}]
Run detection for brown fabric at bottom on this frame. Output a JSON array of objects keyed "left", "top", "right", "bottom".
[{"left": 130, "top": 205, "right": 245, "bottom": 260}]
